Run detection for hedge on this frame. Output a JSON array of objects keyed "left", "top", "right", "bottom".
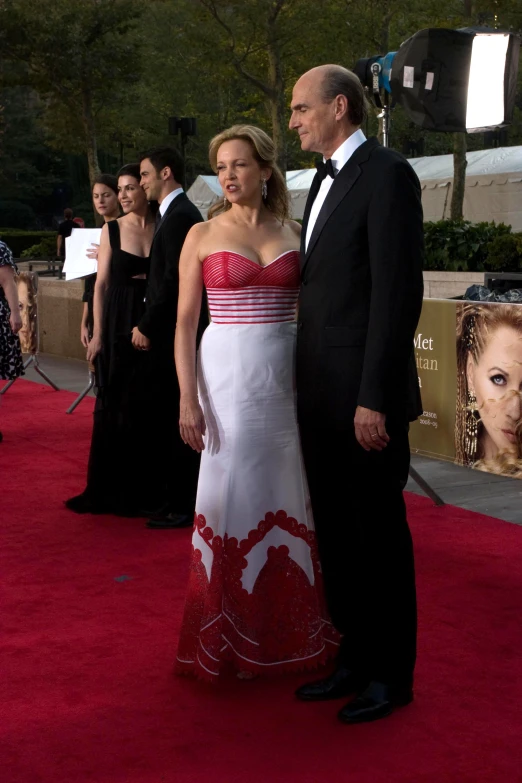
[{"left": 0, "top": 230, "right": 56, "bottom": 258}]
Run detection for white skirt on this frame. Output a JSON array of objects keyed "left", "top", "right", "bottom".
[{"left": 176, "top": 322, "right": 337, "bottom": 681}]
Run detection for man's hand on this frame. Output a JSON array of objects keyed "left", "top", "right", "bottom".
[
  {"left": 354, "top": 406, "right": 390, "bottom": 452},
  {"left": 80, "top": 323, "right": 90, "bottom": 348},
  {"left": 131, "top": 326, "right": 151, "bottom": 351}
]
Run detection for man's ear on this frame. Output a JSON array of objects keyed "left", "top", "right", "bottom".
[
  {"left": 162, "top": 166, "right": 172, "bottom": 181},
  {"left": 335, "top": 94, "right": 349, "bottom": 122}
]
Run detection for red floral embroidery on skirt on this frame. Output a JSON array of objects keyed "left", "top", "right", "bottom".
[{"left": 176, "top": 510, "right": 338, "bottom": 681}]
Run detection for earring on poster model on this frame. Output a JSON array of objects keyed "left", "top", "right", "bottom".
[
  {"left": 464, "top": 388, "right": 479, "bottom": 464},
  {"left": 261, "top": 178, "right": 268, "bottom": 199}
]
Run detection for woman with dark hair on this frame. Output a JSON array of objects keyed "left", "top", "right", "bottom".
[
  {"left": 80, "top": 174, "right": 120, "bottom": 348},
  {"left": 66, "top": 164, "right": 157, "bottom": 515},
  {"left": 0, "top": 240, "right": 23, "bottom": 443}
]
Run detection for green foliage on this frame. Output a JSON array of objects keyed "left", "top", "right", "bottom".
[
  {"left": 483, "top": 233, "right": 522, "bottom": 272},
  {"left": 0, "top": 230, "right": 55, "bottom": 257},
  {"left": 0, "top": 200, "right": 36, "bottom": 228},
  {"left": 20, "top": 235, "right": 57, "bottom": 259},
  {"left": 423, "top": 220, "right": 512, "bottom": 272},
  {"left": 1, "top": 0, "right": 521, "bottom": 222}
]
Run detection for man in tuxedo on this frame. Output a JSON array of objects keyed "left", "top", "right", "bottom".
[
  {"left": 134, "top": 147, "right": 207, "bottom": 529},
  {"left": 289, "top": 65, "right": 424, "bottom": 723}
]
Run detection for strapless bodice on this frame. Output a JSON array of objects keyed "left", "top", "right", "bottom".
[{"left": 202, "top": 249, "right": 300, "bottom": 324}]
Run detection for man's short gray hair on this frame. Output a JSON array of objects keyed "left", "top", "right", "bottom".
[{"left": 321, "top": 66, "right": 368, "bottom": 127}]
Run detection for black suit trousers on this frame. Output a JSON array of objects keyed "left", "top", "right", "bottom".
[
  {"left": 143, "top": 338, "right": 200, "bottom": 515},
  {"left": 298, "top": 416, "right": 417, "bottom": 685}
]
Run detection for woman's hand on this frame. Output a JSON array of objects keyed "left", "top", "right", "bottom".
[
  {"left": 86, "top": 243, "right": 100, "bottom": 260},
  {"left": 9, "top": 311, "right": 22, "bottom": 334},
  {"left": 80, "top": 323, "right": 90, "bottom": 348},
  {"left": 179, "top": 396, "right": 206, "bottom": 452},
  {"left": 86, "top": 333, "right": 102, "bottom": 363}
]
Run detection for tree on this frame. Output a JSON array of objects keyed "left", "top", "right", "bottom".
[
  {"left": 196, "top": 0, "right": 346, "bottom": 169},
  {"left": 0, "top": 0, "right": 145, "bottom": 186}
]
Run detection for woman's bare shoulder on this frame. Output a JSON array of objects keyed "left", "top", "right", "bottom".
[{"left": 287, "top": 219, "right": 302, "bottom": 236}]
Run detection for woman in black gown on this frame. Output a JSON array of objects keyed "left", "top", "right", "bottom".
[
  {"left": 66, "top": 164, "right": 157, "bottom": 515},
  {"left": 80, "top": 174, "right": 121, "bottom": 349}
]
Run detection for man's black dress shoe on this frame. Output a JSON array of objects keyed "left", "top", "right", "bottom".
[
  {"left": 295, "top": 668, "right": 369, "bottom": 702},
  {"left": 338, "top": 681, "right": 413, "bottom": 724},
  {"left": 146, "top": 513, "right": 193, "bottom": 529}
]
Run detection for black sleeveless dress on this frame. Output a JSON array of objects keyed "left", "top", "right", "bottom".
[{"left": 66, "top": 220, "right": 157, "bottom": 515}]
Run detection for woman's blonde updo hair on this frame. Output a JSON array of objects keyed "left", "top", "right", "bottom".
[{"left": 208, "top": 124, "right": 289, "bottom": 222}]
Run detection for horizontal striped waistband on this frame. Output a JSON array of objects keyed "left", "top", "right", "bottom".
[{"left": 207, "top": 286, "right": 299, "bottom": 324}]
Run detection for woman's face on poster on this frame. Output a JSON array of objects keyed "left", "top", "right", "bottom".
[
  {"left": 467, "top": 325, "right": 522, "bottom": 457},
  {"left": 17, "top": 279, "right": 31, "bottom": 350}
]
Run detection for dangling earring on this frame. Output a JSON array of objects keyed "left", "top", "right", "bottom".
[
  {"left": 223, "top": 194, "right": 228, "bottom": 207},
  {"left": 261, "top": 179, "right": 268, "bottom": 199},
  {"left": 464, "top": 389, "right": 479, "bottom": 464}
]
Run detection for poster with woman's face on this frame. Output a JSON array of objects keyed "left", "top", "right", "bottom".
[
  {"left": 457, "top": 302, "right": 522, "bottom": 477},
  {"left": 410, "top": 299, "right": 522, "bottom": 480},
  {"left": 16, "top": 271, "right": 39, "bottom": 354}
]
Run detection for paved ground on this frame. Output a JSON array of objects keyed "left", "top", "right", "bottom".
[{"left": 6, "top": 353, "right": 522, "bottom": 526}]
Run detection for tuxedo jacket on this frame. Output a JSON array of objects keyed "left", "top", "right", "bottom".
[
  {"left": 296, "top": 137, "right": 424, "bottom": 429},
  {"left": 138, "top": 192, "right": 207, "bottom": 350}
]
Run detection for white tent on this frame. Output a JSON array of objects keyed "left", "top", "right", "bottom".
[
  {"left": 408, "top": 145, "right": 522, "bottom": 229},
  {"left": 187, "top": 145, "right": 522, "bottom": 227},
  {"left": 187, "top": 170, "right": 315, "bottom": 220}
]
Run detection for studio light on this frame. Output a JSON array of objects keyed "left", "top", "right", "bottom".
[{"left": 354, "top": 27, "right": 520, "bottom": 134}]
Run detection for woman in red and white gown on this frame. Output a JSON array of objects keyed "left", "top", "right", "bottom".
[{"left": 174, "top": 125, "right": 338, "bottom": 681}]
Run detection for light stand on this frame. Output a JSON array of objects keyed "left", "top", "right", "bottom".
[
  {"left": 356, "top": 57, "right": 445, "bottom": 507},
  {"left": 354, "top": 28, "right": 520, "bottom": 506}
]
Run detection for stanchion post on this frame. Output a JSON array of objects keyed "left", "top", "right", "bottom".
[{"left": 66, "top": 366, "right": 95, "bottom": 414}]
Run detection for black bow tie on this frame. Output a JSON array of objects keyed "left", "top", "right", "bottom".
[{"left": 316, "top": 158, "right": 337, "bottom": 181}]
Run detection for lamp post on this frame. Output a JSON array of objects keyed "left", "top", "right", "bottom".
[{"left": 168, "top": 116, "right": 197, "bottom": 187}]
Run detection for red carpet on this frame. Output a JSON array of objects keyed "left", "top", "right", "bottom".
[{"left": 1, "top": 380, "right": 522, "bottom": 783}]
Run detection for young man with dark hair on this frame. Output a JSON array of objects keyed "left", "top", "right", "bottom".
[{"left": 135, "top": 147, "right": 207, "bottom": 529}]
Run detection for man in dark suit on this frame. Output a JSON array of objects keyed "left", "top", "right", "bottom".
[
  {"left": 134, "top": 147, "right": 207, "bottom": 529},
  {"left": 289, "top": 65, "right": 424, "bottom": 723}
]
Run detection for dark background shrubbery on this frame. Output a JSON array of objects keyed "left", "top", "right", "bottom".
[
  {"left": 0, "top": 229, "right": 56, "bottom": 257},
  {"left": 423, "top": 220, "right": 521, "bottom": 272},
  {"left": 2, "top": 219, "right": 522, "bottom": 272}
]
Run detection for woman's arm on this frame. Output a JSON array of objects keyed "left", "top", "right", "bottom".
[
  {"left": 0, "top": 265, "right": 22, "bottom": 334},
  {"left": 175, "top": 223, "right": 207, "bottom": 452},
  {"left": 86, "top": 225, "right": 111, "bottom": 362},
  {"left": 80, "top": 303, "right": 90, "bottom": 348}
]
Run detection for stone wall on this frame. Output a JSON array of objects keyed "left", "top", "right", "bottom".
[
  {"left": 37, "top": 278, "right": 85, "bottom": 361},
  {"left": 33, "top": 271, "right": 486, "bottom": 361},
  {"left": 422, "top": 271, "right": 483, "bottom": 300}
]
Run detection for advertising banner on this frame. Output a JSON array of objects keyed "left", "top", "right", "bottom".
[
  {"left": 410, "top": 299, "right": 522, "bottom": 479},
  {"left": 16, "top": 271, "right": 39, "bottom": 355}
]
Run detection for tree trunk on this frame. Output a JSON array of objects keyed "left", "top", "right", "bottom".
[
  {"left": 450, "top": 132, "right": 467, "bottom": 220},
  {"left": 266, "top": 26, "right": 287, "bottom": 170},
  {"left": 81, "top": 87, "right": 100, "bottom": 186}
]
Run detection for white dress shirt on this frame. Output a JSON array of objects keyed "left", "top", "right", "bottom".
[
  {"left": 159, "top": 187, "right": 184, "bottom": 217},
  {"left": 305, "top": 129, "right": 367, "bottom": 251}
]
